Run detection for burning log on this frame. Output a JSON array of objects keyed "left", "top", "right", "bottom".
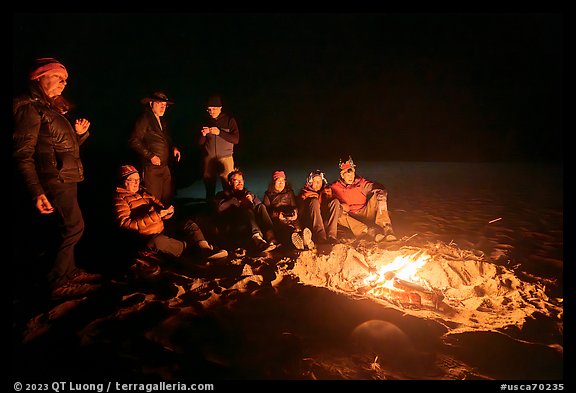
[
  {"left": 364, "top": 274, "right": 448, "bottom": 311},
  {"left": 355, "top": 248, "right": 455, "bottom": 312},
  {"left": 393, "top": 278, "right": 445, "bottom": 310},
  {"left": 370, "top": 286, "right": 422, "bottom": 306},
  {"left": 349, "top": 249, "right": 376, "bottom": 274}
]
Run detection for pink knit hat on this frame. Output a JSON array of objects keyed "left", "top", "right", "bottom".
[
  {"left": 29, "top": 58, "right": 68, "bottom": 80},
  {"left": 119, "top": 165, "right": 139, "bottom": 179}
]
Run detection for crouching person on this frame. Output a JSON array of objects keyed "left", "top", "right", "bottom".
[{"left": 113, "top": 165, "right": 227, "bottom": 274}]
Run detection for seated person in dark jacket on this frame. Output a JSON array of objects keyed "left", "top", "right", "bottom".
[
  {"left": 113, "top": 165, "right": 227, "bottom": 265},
  {"left": 214, "top": 169, "right": 279, "bottom": 253},
  {"left": 263, "top": 170, "right": 314, "bottom": 251}
]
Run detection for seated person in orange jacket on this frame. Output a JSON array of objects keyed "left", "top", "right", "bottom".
[{"left": 113, "top": 164, "right": 227, "bottom": 261}]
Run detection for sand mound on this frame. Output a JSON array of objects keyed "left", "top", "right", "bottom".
[{"left": 290, "top": 241, "right": 563, "bottom": 335}]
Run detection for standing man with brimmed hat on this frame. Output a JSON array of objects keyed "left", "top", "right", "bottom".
[
  {"left": 198, "top": 94, "right": 240, "bottom": 202},
  {"left": 13, "top": 57, "right": 102, "bottom": 300},
  {"left": 129, "top": 91, "right": 181, "bottom": 207}
]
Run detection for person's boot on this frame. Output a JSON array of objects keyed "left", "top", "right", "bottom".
[
  {"left": 382, "top": 224, "right": 397, "bottom": 241},
  {"left": 199, "top": 244, "right": 229, "bottom": 260},
  {"left": 264, "top": 229, "right": 280, "bottom": 249},
  {"left": 367, "top": 227, "right": 385, "bottom": 242},
  {"left": 69, "top": 269, "right": 103, "bottom": 283},
  {"left": 129, "top": 258, "right": 162, "bottom": 281},
  {"left": 302, "top": 227, "right": 315, "bottom": 250},
  {"left": 291, "top": 231, "right": 304, "bottom": 250},
  {"left": 252, "top": 232, "right": 277, "bottom": 252},
  {"left": 51, "top": 281, "right": 101, "bottom": 300}
]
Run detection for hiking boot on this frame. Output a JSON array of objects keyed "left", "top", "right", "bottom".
[
  {"left": 51, "top": 282, "right": 101, "bottom": 299},
  {"left": 69, "top": 270, "right": 103, "bottom": 283},
  {"left": 367, "top": 227, "right": 383, "bottom": 242},
  {"left": 327, "top": 237, "right": 340, "bottom": 245},
  {"left": 264, "top": 229, "right": 277, "bottom": 244},
  {"left": 200, "top": 245, "right": 229, "bottom": 260},
  {"left": 130, "top": 258, "right": 162, "bottom": 280},
  {"left": 138, "top": 249, "right": 162, "bottom": 261},
  {"left": 383, "top": 224, "right": 397, "bottom": 242},
  {"left": 263, "top": 241, "right": 279, "bottom": 253},
  {"left": 291, "top": 231, "right": 305, "bottom": 250},
  {"left": 252, "top": 232, "right": 270, "bottom": 252},
  {"left": 316, "top": 236, "right": 335, "bottom": 245},
  {"left": 302, "top": 228, "right": 315, "bottom": 250}
]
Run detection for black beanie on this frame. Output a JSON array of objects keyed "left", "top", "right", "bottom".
[{"left": 207, "top": 95, "right": 222, "bottom": 107}]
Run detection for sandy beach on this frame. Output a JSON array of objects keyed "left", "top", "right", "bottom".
[{"left": 12, "top": 160, "right": 563, "bottom": 384}]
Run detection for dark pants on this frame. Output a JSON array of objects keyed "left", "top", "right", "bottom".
[
  {"left": 143, "top": 165, "right": 173, "bottom": 207},
  {"left": 144, "top": 234, "right": 185, "bottom": 258},
  {"left": 300, "top": 198, "right": 340, "bottom": 242},
  {"left": 43, "top": 181, "right": 84, "bottom": 289},
  {"left": 143, "top": 219, "right": 206, "bottom": 258},
  {"left": 218, "top": 204, "right": 275, "bottom": 246},
  {"left": 273, "top": 216, "right": 302, "bottom": 245}
]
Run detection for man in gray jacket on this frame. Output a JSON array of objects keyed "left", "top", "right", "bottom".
[{"left": 198, "top": 94, "right": 239, "bottom": 201}]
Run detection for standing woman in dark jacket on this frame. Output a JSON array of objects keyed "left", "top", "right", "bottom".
[
  {"left": 12, "top": 58, "right": 101, "bottom": 299},
  {"left": 129, "top": 91, "right": 181, "bottom": 207}
]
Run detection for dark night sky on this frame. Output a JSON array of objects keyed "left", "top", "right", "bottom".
[{"left": 12, "top": 13, "right": 563, "bottom": 169}]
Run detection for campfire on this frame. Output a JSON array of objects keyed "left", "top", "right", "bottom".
[
  {"left": 361, "top": 251, "right": 446, "bottom": 310},
  {"left": 290, "top": 241, "right": 562, "bottom": 333}
]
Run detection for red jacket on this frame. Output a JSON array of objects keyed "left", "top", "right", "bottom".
[{"left": 330, "top": 176, "right": 379, "bottom": 213}]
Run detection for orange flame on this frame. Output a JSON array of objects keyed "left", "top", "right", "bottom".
[{"left": 364, "top": 252, "right": 430, "bottom": 292}]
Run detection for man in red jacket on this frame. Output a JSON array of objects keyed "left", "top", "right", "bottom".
[{"left": 329, "top": 156, "right": 397, "bottom": 242}]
